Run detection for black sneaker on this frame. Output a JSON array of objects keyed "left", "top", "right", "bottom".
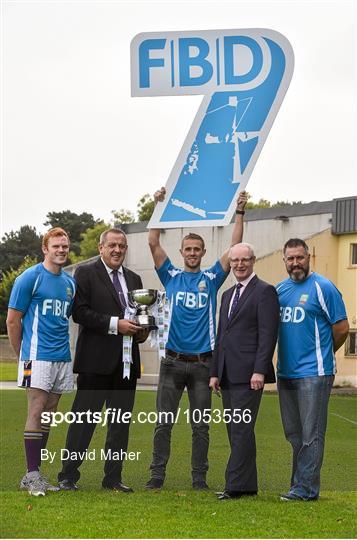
[
  {"left": 192, "top": 480, "right": 209, "bottom": 490},
  {"left": 145, "top": 478, "right": 164, "bottom": 490},
  {"left": 58, "top": 479, "right": 78, "bottom": 491}
]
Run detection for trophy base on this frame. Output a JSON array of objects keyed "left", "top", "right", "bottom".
[{"left": 135, "top": 314, "right": 158, "bottom": 330}]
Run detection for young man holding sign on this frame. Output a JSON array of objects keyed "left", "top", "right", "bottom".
[{"left": 146, "top": 188, "right": 247, "bottom": 490}]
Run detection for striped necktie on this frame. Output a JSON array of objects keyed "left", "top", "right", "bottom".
[
  {"left": 229, "top": 282, "right": 243, "bottom": 319},
  {"left": 112, "top": 269, "right": 126, "bottom": 306}
]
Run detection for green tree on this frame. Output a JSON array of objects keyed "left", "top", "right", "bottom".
[
  {"left": 69, "top": 222, "right": 109, "bottom": 263},
  {"left": 245, "top": 192, "right": 302, "bottom": 209},
  {"left": 111, "top": 209, "right": 135, "bottom": 224},
  {"left": 44, "top": 210, "right": 99, "bottom": 254},
  {"left": 246, "top": 197, "right": 272, "bottom": 209},
  {"left": 272, "top": 200, "right": 302, "bottom": 207},
  {"left": 137, "top": 193, "right": 155, "bottom": 221},
  {"left": 0, "top": 256, "right": 37, "bottom": 334},
  {"left": 0, "top": 226, "right": 42, "bottom": 273}
]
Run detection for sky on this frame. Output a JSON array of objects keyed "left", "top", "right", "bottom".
[{"left": 1, "top": 0, "right": 356, "bottom": 235}]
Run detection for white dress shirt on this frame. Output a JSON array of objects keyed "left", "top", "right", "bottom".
[
  {"left": 228, "top": 272, "right": 256, "bottom": 317},
  {"left": 101, "top": 258, "right": 128, "bottom": 335}
]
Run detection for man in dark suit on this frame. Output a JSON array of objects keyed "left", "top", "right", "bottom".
[
  {"left": 209, "top": 242, "right": 279, "bottom": 500},
  {"left": 58, "top": 228, "right": 148, "bottom": 492}
]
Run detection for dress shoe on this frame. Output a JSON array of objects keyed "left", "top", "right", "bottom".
[
  {"left": 217, "top": 490, "right": 257, "bottom": 500},
  {"left": 58, "top": 479, "right": 78, "bottom": 491},
  {"left": 102, "top": 481, "right": 133, "bottom": 493},
  {"left": 192, "top": 480, "right": 209, "bottom": 490},
  {"left": 145, "top": 478, "right": 164, "bottom": 490}
]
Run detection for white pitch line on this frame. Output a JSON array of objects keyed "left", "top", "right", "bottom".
[{"left": 331, "top": 412, "right": 357, "bottom": 425}]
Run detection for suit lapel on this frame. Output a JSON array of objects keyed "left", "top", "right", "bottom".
[
  {"left": 228, "top": 275, "right": 258, "bottom": 326},
  {"left": 95, "top": 258, "right": 123, "bottom": 310},
  {"left": 123, "top": 267, "right": 135, "bottom": 292}
]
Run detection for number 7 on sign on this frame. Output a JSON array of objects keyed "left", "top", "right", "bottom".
[{"left": 130, "top": 29, "right": 294, "bottom": 228}]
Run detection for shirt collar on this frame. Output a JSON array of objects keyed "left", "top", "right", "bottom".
[
  {"left": 236, "top": 272, "right": 256, "bottom": 288},
  {"left": 101, "top": 258, "right": 123, "bottom": 276}
]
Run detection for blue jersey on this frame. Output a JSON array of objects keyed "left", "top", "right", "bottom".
[
  {"left": 157, "top": 258, "right": 228, "bottom": 354},
  {"left": 8, "top": 263, "right": 76, "bottom": 362},
  {"left": 276, "top": 273, "right": 347, "bottom": 378}
]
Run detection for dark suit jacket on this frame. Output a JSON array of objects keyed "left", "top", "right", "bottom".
[
  {"left": 72, "top": 258, "right": 143, "bottom": 377},
  {"left": 211, "top": 275, "right": 279, "bottom": 384}
]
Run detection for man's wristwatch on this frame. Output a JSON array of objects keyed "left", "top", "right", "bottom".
[{"left": 235, "top": 210, "right": 245, "bottom": 215}]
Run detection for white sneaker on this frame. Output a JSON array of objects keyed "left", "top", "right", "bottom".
[
  {"left": 20, "top": 472, "right": 59, "bottom": 493},
  {"left": 20, "top": 472, "right": 46, "bottom": 496},
  {"left": 25, "top": 473, "right": 46, "bottom": 497}
]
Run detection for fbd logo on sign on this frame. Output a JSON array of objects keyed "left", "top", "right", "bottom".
[{"left": 131, "top": 29, "right": 294, "bottom": 228}]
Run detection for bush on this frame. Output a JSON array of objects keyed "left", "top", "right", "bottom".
[{"left": 0, "top": 257, "right": 37, "bottom": 334}]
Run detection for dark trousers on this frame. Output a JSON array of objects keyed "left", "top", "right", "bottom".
[
  {"left": 149, "top": 353, "right": 211, "bottom": 483},
  {"left": 58, "top": 369, "right": 136, "bottom": 487},
  {"left": 221, "top": 378, "right": 263, "bottom": 492}
]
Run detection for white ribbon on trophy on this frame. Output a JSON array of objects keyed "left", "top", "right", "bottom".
[
  {"left": 149, "top": 291, "right": 171, "bottom": 360},
  {"left": 119, "top": 292, "right": 137, "bottom": 379}
]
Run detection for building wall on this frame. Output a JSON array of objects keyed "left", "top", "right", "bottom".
[{"left": 335, "top": 234, "right": 357, "bottom": 385}]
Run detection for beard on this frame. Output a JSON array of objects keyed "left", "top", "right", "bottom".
[{"left": 289, "top": 265, "right": 309, "bottom": 282}]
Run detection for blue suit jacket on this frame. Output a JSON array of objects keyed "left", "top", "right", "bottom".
[{"left": 211, "top": 275, "right": 279, "bottom": 384}]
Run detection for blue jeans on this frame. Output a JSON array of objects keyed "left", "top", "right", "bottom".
[
  {"left": 149, "top": 353, "right": 211, "bottom": 483},
  {"left": 278, "top": 375, "right": 334, "bottom": 500}
]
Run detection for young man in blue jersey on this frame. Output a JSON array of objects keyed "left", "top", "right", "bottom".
[
  {"left": 7, "top": 228, "right": 75, "bottom": 497},
  {"left": 145, "top": 187, "right": 247, "bottom": 490},
  {"left": 277, "top": 238, "right": 349, "bottom": 501}
]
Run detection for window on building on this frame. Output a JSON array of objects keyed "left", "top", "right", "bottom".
[
  {"left": 345, "top": 331, "right": 357, "bottom": 356},
  {"left": 350, "top": 244, "right": 357, "bottom": 266}
]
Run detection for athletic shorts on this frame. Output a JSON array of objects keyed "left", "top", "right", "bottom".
[{"left": 18, "top": 360, "right": 74, "bottom": 394}]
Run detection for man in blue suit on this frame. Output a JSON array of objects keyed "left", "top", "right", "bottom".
[{"left": 210, "top": 242, "right": 280, "bottom": 499}]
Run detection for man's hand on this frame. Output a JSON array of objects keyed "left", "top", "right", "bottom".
[
  {"left": 135, "top": 328, "right": 150, "bottom": 344},
  {"left": 236, "top": 191, "right": 248, "bottom": 212},
  {"left": 118, "top": 319, "right": 142, "bottom": 336},
  {"left": 250, "top": 372, "right": 265, "bottom": 391},
  {"left": 209, "top": 377, "right": 221, "bottom": 395},
  {"left": 154, "top": 187, "right": 166, "bottom": 205}
]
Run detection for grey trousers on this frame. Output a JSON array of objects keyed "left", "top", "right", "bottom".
[
  {"left": 221, "top": 382, "right": 263, "bottom": 492},
  {"left": 149, "top": 353, "right": 212, "bottom": 483}
]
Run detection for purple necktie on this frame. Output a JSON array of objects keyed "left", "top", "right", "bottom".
[
  {"left": 229, "top": 282, "right": 243, "bottom": 319},
  {"left": 112, "top": 269, "right": 126, "bottom": 306}
]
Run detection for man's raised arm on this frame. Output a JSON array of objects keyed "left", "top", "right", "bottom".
[
  {"left": 148, "top": 187, "right": 169, "bottom": 269},
  {"left": 219, "top": 191, "right": 248, "bottom": 272}
]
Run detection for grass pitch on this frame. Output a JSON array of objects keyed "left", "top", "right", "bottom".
[
  {"left": 0, "top": 390, "right": 356, "bottom": 538},
  {"left": 0, "top": 362, "right": 17, "bottom": 381}
]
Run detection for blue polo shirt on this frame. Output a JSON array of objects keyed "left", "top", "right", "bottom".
[
  {"left": 276, "top": 272, "right": 347, "bottom": 378},
  {"left": 157, "top": 258, "right": 228, "bottom": 354},
  {"left": 8, "top": 263, "right": 76, "bottom": 362}
]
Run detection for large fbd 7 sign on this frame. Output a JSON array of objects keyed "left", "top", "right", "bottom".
[{"left": 131, "top": 29, "right": 294, "bottom": 228}]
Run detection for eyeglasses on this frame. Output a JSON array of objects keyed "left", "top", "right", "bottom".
[
  {"left": 230, "top": 257, "right": 253, "bottom": 264},
  {"left": 105, "top": 243, "right": 127, "bottom": 250}
]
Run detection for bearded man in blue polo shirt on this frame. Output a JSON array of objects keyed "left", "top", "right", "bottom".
[
  {"left": 145, "top": 187, "right": 247, "bottom": 490},
  {"left": 277, "top": 238, "right": 349, "bottom": 501}
]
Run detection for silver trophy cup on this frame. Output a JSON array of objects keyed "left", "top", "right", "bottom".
[{"left": 127, "top": 289, "right": 159, "bottom": 330}]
